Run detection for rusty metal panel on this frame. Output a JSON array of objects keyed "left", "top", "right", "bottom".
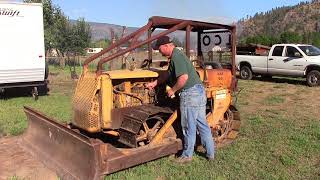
[
  {"left": 104, "top": 139, "right": 182, "bottom": 174},
  {"left": 149, "top": 16, "right": 232, "bottom": 31},
  {"left": 22, "top": 107, "right": 105, "bottom": 180},
  {"left": 22, "top": 107, "right": 182, "bottom": 179}
]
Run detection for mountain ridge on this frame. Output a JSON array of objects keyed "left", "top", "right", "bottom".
[
  {"left": 85, "top": 0, "right": 320, "bottom": 45},
  {"left": 238, "top": 0, "right": 320, "bottom": 39}
]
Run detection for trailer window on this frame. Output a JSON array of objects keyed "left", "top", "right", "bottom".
[{"left": 272, "top": 46, "right": 284, "bottom": 56}]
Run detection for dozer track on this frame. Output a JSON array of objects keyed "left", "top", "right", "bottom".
[
  {"left": 21, "top": 106, "right": 182, "bottom": 180},
  {"left": 118, "top": 105, "right": 173, "bottom": 148}
]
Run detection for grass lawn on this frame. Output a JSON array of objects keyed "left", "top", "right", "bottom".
[{"left": 0, "top": 66, "right": 319, "bottom": 179}]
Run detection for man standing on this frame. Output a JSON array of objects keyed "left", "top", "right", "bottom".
[{"left": 146, "top": 36, "right": 215, "bottom": 163}]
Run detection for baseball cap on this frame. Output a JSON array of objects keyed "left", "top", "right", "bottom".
[{"left": 152, "top": 36, "right": 171, "bottom": 50}]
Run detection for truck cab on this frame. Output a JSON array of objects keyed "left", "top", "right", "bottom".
[{"left": 236, "top": 44, "right": 320, "bottom": 86}]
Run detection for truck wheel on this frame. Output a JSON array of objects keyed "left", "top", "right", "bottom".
[
  {"left": 306, "top": 70, "right": 320, "bottom": 87},
  {"left": 240, "top": 66, "right": 253, "bottom": 80}
]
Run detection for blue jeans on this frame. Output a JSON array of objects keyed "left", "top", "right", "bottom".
[{"left": 179, "top": 84, "right": 215, "bottom": 158}]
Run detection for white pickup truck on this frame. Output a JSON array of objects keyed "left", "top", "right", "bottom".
[{"left": 236, "top": 44, "right": 320, "bottom": 86}]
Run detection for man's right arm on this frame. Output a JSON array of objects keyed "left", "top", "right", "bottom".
[{"left": 146, "top": 71, "right": 170, "bottom": 89}]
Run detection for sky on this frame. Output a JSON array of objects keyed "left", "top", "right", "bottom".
[{"left": 31, "top": 0, "right": 310, "bottom": 27}]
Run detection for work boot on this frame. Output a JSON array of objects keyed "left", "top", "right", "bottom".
[{"left": 174, "top": 156, "right": 192, "bottom": 164}]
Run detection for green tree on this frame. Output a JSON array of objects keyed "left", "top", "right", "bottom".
[
  {"left": 311, "top": 32, "right": 320, "bottom": 47},
  {"left": 24, "top": 0, "right": 91, "bottom": 68},
  {"left": 279, "top": 31, "right": 303, "bottom": 43},
  {"left": 54, "top": 16, "right": 91, "bottom": 67},
  {"left": 90, "top": 39, "right": 111, "bottom": 48},
  {"left": 71, "top": 18, "right": 91, "bottom": 55},
  {"left": 24, "top": 0, "right": 56, "bottom": 54},
  {"left": 244, "top": 35, "right": 279, "bottom": 46},
  {"left": 52, "top": 9, "right": 71, "bottom": 67},
  {"left": 302, "top": 32, "right": 312, "bottom": 44}
]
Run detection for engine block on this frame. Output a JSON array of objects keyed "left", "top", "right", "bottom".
[{"left": 113, "top": 81, "right": 156, "bottom": 108}]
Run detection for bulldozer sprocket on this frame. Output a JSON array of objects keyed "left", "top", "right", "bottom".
[
  {"left": 118, "top": 109, "right": 149, "bottom": 147},
  {"left": 216, "top": 105, "right": 241, "bottom": 147},
  {"left": 118, "top": 105, "right": 173, "bottom": 147}
]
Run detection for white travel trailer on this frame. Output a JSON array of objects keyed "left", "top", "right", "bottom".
[{"left": 0, "top": 2, "right": 47, "bottom": 98}]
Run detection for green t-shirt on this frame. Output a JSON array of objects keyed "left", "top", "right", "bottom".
[{"left": 167, "top": 48, "right": 202, "bottom": 90}]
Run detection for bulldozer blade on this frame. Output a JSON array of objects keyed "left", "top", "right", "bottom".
[
  {"left": 21, "top": 106, "right": 105, "bottom": 180},
  {"left": 21, "top": 106, "right": 182, "bottom": 179}
]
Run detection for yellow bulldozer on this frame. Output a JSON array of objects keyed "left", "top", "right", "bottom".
[{"left": 22, "top": 16, "right": 241, "bottom": 179}]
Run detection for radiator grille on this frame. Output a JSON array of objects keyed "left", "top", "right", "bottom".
[{"left": 72, "top": 73, "right": 101, "bottom": 132}]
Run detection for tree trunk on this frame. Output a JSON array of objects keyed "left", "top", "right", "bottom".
[{"left": 59, "top": 56, "right": 65, "bottom": 69}]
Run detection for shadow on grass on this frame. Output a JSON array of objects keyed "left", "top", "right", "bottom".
[
  {"left": 238, "top": 75, "right": 307, "bottom": 86},
  {"left": 0, "top": 86, "right": 49, "bottom": 100}
]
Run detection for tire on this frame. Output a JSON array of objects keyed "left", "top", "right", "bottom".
[
  {"left": 240, "top": 66, "right": 253, "bottom": 80},
  {"left": 38, "top": 84, "right": 49, "bottom": 95},
  {"left": 44, "top": 61, "right": 49, "bottom": 80},
  {"left": 306, "top": 70, "right": 320, "bottom": 87}
]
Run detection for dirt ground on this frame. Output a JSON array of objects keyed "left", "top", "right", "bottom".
[{"left": 0, "top": 137, "right": 57, "bottom": 180}]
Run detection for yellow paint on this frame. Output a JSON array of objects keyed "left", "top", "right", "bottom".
[
  {"left": 73, "top": 66, "right": 232, "bottom": 140},
  {"left": 100, "top": 75, "right": 113, "bottom": 129},
  {"left": 124, "top": 81, "right": 131, "bottom": 93},
  {"left": 196, "top": 68, "right": 205, "bottom": 81},
  {"left": 103, "top": 130, "right": 119, "bottom": 136},
  {"left": 119, "top": 94, "right": 125, "bottom": 108},
  {"left": 207, "top": 88, "right": 231, "bottom": 127},
  {"left": 104, "top": 69, "right": 158, "bottom": 79},
  {"left": 72, "top": 72, "right": 101, "bottom": 133},
  {"left": 150, "top": 110, "right": 177, "bottom": 144}
]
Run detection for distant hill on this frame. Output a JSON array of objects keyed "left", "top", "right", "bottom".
[
  {"left": 85, "top": 17, "right": 233, "bottom": 42},
  {"left": 85, "top": 21, "right": 196, "bottom": 49},
  {"left": 86, "top": 1, "right": 320, "bottom": 47},
  {"left": 87, "top": 21, "right": 138, "bottom": 41},
  {"left": 238, "top": 0, "right": 320, "bottom": 39}
]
